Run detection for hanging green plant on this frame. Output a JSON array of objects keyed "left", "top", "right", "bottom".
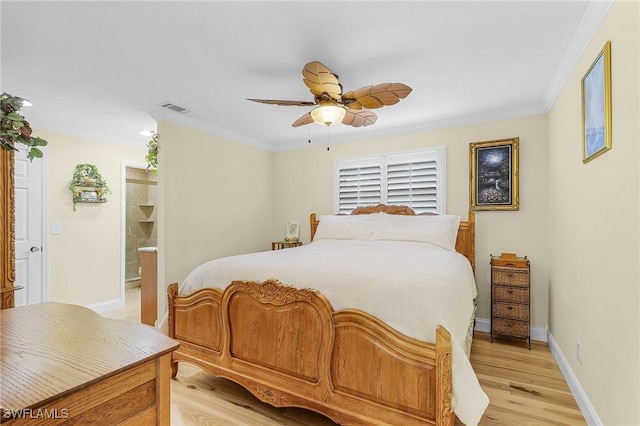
[
  {"left": 1, "top": 93, "right": 48, "bottom": 160},
  {"left": 145, "top": 134, "right": 158, "bottom": 174},
  {"left": 69, "top": 164, "right": 111, "bottom": 211}
]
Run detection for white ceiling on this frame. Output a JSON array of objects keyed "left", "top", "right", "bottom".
[{"left": 1, "top": 1, "right": 611, "bottom": 152}]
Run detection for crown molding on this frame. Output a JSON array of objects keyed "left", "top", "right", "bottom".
[
  {"left": 149, "top": 108, "right": 272, "bottom": 151},
  {"left": 543, "top": 0, "right": 614, "bottom": 109},
  {"left": 150, "top": 102, "right": 546, "bottom": 153},
  {"left": 273, "top": 104, "right": 547, "bottom": 152}
]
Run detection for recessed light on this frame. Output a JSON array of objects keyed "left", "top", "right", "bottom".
[{"left": 139, "top": 130, "right": 155, "bottom": 137}]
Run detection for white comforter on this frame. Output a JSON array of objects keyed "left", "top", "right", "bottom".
[{"left": 177, "top": 239, "right": 489, "bottom": 425}]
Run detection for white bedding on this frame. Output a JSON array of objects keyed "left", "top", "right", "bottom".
[{"left": 176, "top": 239, "right": 489, "bottom": 425}]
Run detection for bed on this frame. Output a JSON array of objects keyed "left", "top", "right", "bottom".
[{"left": 166, "top": 204, "right": 488, "bottom": 425}]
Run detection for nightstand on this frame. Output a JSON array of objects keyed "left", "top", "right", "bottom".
[
  {"left": 271, "top": 240, "right": 302, "bottom": 250},
  {"left": 490, "top": 253, "right": 530, "bottom": 349}
]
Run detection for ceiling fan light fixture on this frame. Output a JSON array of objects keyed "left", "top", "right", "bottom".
[{"left": 310, "top": 105, "right": 346, "bottom": 126}]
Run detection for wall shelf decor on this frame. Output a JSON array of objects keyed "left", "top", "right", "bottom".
[{"left": 69, "top": 164, "right": 111, "bottom": 210}]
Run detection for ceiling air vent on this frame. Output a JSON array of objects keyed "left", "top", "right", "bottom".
[{"left": 160, "top": 102, "right": 189, "bottom": 113}]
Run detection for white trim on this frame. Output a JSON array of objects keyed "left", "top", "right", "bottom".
[
  {"left": 543, "top": 0, "right": 614, "bottom": 109},
  {"left": 547, "top": 331, "right": 602, "bottom": 426},
  {"left": 474, "top": 317, "right": 547, "bottom": 343},
  {"left": 86, "top": 298, "right": 123, "bottom": 314},
  {"left": 148, "top": 101, "right": 547, "bottom": 154},
  {"left": 120, "top": 161, "right": 148, "bottom": 311},
  {"left": 40, "top": 146, "right": 51, "bottom": 302},
  {"left": 149, "top": 108, "right": 270, "bottom": 151},
  {"left": 275, "top": 105, "right": 547, "bottom": 152},
  {"left": 474, "top": 320, "right": 601, "bottom": 424}
]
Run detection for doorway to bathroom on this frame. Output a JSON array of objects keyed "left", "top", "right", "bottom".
[{"left": 122, "top": 165, "right": 157, "bottom": 319}]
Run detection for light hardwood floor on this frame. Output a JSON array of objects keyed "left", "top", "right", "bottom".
[{"left": 104, "top": 287, "right": 585, "bottom": 425}]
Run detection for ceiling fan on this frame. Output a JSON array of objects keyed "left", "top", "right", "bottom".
[{"left": 248, "top": 61, "right": 412, "bottom": 128}]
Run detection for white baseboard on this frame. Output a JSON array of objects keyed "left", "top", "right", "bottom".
[
  {"left": 86, "top": 298, "right": 124, "bottom": 314},
  {"left": 474, "top": 319, "right": 601, "bottom": 425},
  {"left": 474, "top": 317, "right": 548, "bottom": 342},
  {"left": 547, "top": 331, "right": 602, "bottom": 426}
]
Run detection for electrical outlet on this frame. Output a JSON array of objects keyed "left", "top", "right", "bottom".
[{"left": 576, "top": 341, "right": 582, "bottom": 365}]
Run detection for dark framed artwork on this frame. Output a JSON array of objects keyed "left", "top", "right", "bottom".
[
  {"left": 469, "top": 137, "right": 519, "bottom": 211},
  {"left": 581, "top": 40, "right": 612, "bottom": 163}
]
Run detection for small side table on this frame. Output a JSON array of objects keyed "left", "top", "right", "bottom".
[
  {"left": 490, "top": 253, "right": 531, "bottom": 349},
  {"left": 271, "top": 240, "right": 302, "bottom": 250}
]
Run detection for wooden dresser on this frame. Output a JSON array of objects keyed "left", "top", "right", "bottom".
[
  {"left": 490, "top": 253, "right": 531, "bottom": 349},
  {"left": 1, "top": 302, "right": 179, "bottom": 424}
]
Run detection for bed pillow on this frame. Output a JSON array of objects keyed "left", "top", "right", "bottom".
[
  {"left": 369, "top": 213, "right": 461, "bottom": 251},
  {"left": 313, "top": 213, "right": 380, "bottom": 240}
]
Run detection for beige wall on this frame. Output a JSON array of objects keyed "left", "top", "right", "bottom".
[
  {"left": 272, "top": 115, "right": 549, "bottom": 326},
  {"left": 42, "top": 130, "right": 145, "bottom": 307},
  {"left": 547, "top": 1, "right": 639, "bottom": 424},
  {"left": 156, "top": 121, "right": 273, "bottom": 319}
]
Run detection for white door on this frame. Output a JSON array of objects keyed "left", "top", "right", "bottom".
[{"left": 14, "top": 148, "right": 45, "bottom": 306}]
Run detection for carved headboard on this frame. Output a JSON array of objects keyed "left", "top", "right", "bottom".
[{"left": 309, "top": 204, "right": 475, "bottom": 271}]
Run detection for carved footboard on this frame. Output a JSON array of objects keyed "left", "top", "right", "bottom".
[{"left": 168, "top": 280, "right": 454, "bottom": 426}]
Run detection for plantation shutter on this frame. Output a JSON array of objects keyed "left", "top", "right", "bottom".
[
  {"left": 334, "top": 148, "right": 445, "bottom": 214},
  {"left": 337, "top": 158, "right": 382, "bottom": 214},
  {"left": 387, "top": 152, "right": 439, "bottom": 214}
]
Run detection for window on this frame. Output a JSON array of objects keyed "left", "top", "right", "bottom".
[{"left": 334, "top": 148, "right": 446, "bottom": 214}]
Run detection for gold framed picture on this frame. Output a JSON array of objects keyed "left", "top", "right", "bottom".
[
  {"left": 469, "top": 137, "right": 519, "bottom": 211},
  {"left": 581, "top": 40, "right": 612, "bottom": 163}
]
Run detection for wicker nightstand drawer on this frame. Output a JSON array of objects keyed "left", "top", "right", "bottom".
[
  {"left": 492, "top": 267, "right": 529, "bottom": 287},
  {"left": 492, "top": 318, "right": 529, "bottom": 338},
  {"left": 493, "top": 301, "right": 529, "bottom": 320},
  {"left": 491, "top": 257, "right": 529, "bottom": 268},
  {"left": 492, "top": 285, "right": 529, "bottom": 303}
]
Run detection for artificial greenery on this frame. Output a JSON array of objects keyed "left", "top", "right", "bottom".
[
  {"left": 1, "top": 93, "right": 48, "bottom": 160},
  {"left": 145, "top": 134, "right": 158, "bottom": 174},
  {"left": 69, "top": 164, "right": 111, "bottom": 211}
]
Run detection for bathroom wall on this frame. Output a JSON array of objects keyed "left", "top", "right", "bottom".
[{"left": 125, "top": 167, "right": 157, "bottom": 283}]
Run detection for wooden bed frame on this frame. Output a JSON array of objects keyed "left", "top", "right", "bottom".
[{"left": 167, "top": 205, "right": 475, "bottom": 426}]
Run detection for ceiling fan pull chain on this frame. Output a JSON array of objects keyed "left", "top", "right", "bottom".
[{"left": 326, "top": 125, "right": 330, "bottom": 151}]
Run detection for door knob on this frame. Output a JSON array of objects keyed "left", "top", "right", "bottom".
[{"left": 30, "top": 246, "right": 41, "bottom": 253}]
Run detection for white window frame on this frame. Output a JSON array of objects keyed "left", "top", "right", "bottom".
[{"left": 333, "top": 147, "right": 446, "bottom": 214}]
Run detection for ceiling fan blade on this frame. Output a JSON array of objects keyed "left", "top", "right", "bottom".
[
  {"left": 302, "top": 61, "right": 342, "bottom": 101},
  {"left": 342, "top": 83, "right": 412, "bottom": 109},
  {"left": 292, "top": 112, "right": 314, "bottom": 127},
  {"left": 248, "top": 98, "right": 316, "bottom": 106},
  {"left": 342, "top": 109, "right": 377, "bottom": 127}
]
